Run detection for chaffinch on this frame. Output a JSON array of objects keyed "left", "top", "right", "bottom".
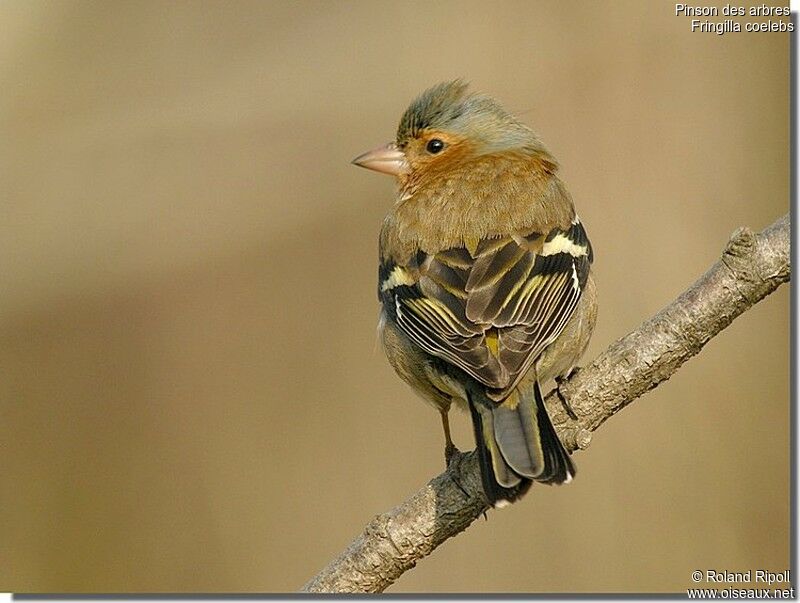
[{"left": 353, "top": 81, "right": 596, "bottom": 506}]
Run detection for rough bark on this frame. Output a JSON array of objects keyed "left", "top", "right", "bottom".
[{"left": 301, "top": 214, "right": 790, "bottom": 594}]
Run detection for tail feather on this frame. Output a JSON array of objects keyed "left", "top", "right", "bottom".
[
  {"left": 469, "top": 401, "right": 529, "bottom": 504},
  {"left": 492, "top": 390, "right": 544, "bottom": 478},
  {"left": 468, "top": 380, "right": 575, "bottom": 506},
  {"left": 530, "top": 380, "right": 575, "bottom": 484}
]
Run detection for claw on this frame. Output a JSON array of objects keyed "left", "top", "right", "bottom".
[
  {"left": 444, "top": 442, "right": 460, "bottom": 466},
  {"left": 555, "top": 373, "right": 579, "bottom": 420},
  {"left": 445, "top": 448, "right": 470, "bottom": 498}
]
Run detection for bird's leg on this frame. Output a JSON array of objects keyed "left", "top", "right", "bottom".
[
  {"left": 439, "top": 407, "right": 469, "bottom": 498},
  {"left": 440, "top": 407, "right": 459, "bottom": 466},
  {"left": 555, "top": 369, "right": 580, "bottom": 420}
]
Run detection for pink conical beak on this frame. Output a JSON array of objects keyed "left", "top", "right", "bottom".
[{"left": 351, "top": 142, "right": 407, "bottom": 176}]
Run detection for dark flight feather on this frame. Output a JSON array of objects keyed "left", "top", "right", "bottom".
[{"left": 379, "top": 222, "right": 592, "bottom": 399}]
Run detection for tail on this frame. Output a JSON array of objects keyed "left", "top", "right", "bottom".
[{"left": 468, "top": 380, "right": 575, "bottom": 506}]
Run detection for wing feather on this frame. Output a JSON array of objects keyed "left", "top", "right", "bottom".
[{"left": 380, "top": 219, "right": 592, "bottom": 398}]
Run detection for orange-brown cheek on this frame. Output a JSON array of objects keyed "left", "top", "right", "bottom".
[{"left": 423, "top": 153, "right": 467, "bottom": 178}]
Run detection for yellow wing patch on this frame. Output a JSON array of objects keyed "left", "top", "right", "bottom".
[{"left": 485, "top": 329, "right": 500, "bottom": 358}]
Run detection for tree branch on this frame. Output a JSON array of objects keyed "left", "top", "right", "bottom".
[{"left": 301, "top": 214, "right": 790, "bottom": 594}]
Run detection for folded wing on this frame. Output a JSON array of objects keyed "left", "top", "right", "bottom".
[{"left": 379, "top": 219, "right": 592, "bottom": 400}]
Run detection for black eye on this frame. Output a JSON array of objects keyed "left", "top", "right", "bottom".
[{"left": 426, "top": 139, "right": 445, "bottom": 154}]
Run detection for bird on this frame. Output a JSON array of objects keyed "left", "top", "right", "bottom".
[{"left": 352, "top": 80, "right": 596, "bottom": 506}]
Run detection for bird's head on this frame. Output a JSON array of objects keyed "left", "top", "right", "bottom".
[{"left": 352, "top": 80, "right": 548, "bottom": 185}]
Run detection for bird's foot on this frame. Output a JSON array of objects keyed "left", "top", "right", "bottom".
[
  {"left": 555, "top": 372, "right": 579, "bottom": 420},
  {"left": 450, "top": 474, "right": 470, "bottom": 499},
  {"left": 444, "top": 444, "right": 470, "bottom": 498},
  {"left": 444, "top": 442, "right": 461, "bottom": 467}
]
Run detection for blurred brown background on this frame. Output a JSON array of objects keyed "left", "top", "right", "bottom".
[{"left": 0, "top": 0, "right": 789, "bottom": 594}]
